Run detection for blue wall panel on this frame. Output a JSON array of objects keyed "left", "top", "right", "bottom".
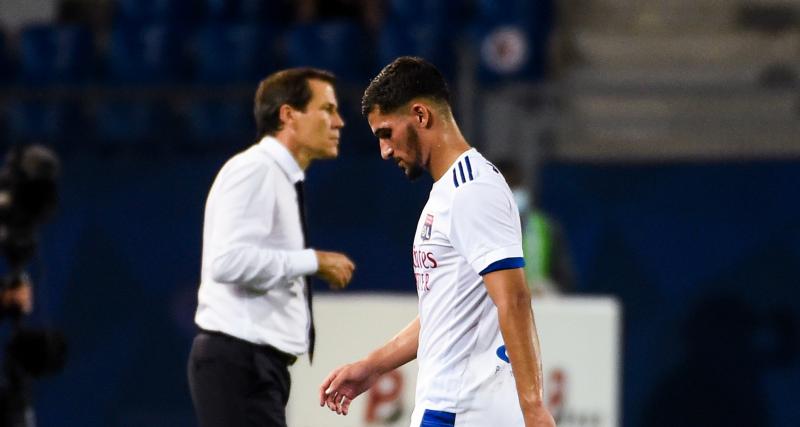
[
  {"left": 540, "top": 162, "right": 800, "bottom": 427},
  {"left": 20, "top": 156, "right": 800, "bottom": 426}
]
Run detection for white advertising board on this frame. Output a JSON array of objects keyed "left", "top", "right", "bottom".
[{"left": 288, "top": 295, "right": 620, "bottom": 427}]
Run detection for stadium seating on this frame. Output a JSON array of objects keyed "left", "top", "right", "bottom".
[
  {"left": 284, "top": 20, "right": 372, "bottom": 83},
  {"left": 465, "top": 0, "right": 553, "bottom": 83},
  {"left": 377, "top": 21, "right": 455, "bottom": 80},
  {"left": 115, "top": 0, "right": 198, "bottom": 25},
  {"left": 183, "top": 98, "right": 252, "bottom": 146},
  {"left": 18, "top": 24, "right": 93, "bottom": 85},
  {"left": 385, "top": 0, "right": 459, "bottom": 25},
  {"left": 192, "top": 24, "right": 280, "bottom": 84},
  {"left": 204, "top": 0, "right": 293, "bottom": 23},
  {"left": 332, "top": 87, "right": 376, "bottom": 156},
  {"left": 6, "top": 100, "right": 86, "bottom": 148},
  {"left": 0, "top": 30, "right": 9, "bottom": 84},
  {"left": 105, "top": 24, "right": 184, "bottom": 85},
  {"left": 473, "top": 0, "right": 553, "bottom": 24},
  {"left": 92, "top": 100, "right": 178, "bottom": 150},
  {"left": 470, "top": 22, "right": 547, "bottom": 83}
]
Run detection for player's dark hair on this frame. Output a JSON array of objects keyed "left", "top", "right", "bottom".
[
  {"left": 361, "top": 56, "right": 451, "bottom": 116},
  {"left": 254, "top": 67, "right": 337, "bottom": 138}
]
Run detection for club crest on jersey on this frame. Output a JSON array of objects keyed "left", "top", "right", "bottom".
[{"left": 421, "top": 214, "right": 434, "bottom": 240}]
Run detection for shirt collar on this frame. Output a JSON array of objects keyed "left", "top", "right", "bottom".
[
  {"left": 434, "top": 147, "right": 477, "bottom": 186},
  {"left": 257, "top": 135, "right": 305, "bottom": 183}
]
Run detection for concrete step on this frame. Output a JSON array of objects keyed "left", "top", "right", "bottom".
[
  {"left": 573, "top": 31, "right": 800, "bottom": 67},
  {"left": 564, "top": 0, "right": 739, "bottom": 33},
  {"left": 568, "top": 92, "right": 799, "bottom": 121},
  {"left": 553, "top": 120, "right": 800, "bottom": 162},
  {"left": 563, "top": 64, "right": 788, "bottom": 90}
]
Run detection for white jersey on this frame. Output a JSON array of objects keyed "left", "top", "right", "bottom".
[{"left": 409, "top": 149, "right": 526, "bottom": 427}]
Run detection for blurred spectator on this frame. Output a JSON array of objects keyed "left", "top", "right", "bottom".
[
  {"left": 737, "top": 2, "right": 799, "bottom": 33},
  {"left": 0, "top": 29, "right": 9, "bottom": 85},
  {"left": 204, "top": 0, "right": 293, "bottom": 24},
  {"left": 496, "top": 159, "right": 575, "bottom": 295},
  {"left": 295, "top": 0, "right": 383, "bottom": 32},
  {"left": 57, "top": 0, "right": 112, "bottom": 31},
  {"left": 545, "top": 0, "right": 582, "bottom": 78}
]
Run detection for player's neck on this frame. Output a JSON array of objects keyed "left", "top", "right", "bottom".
[{"left": 428, "top": 130, "right": 470, "bottom": 182}]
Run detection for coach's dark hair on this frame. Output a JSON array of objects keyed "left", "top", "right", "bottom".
[
  {"left": 254, "top": 67, "right": 337, "bottom": 138},
  {"left": 361, "top": 56, "right": 451, "bottom": 116}
]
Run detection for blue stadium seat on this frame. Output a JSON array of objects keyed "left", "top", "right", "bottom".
[
  {"left": 467, "top": 0, "right": 554, "bottom": 84},
  {"left": 6, "top": 100, "right": 86, "bottom": 149},
  {"left": 470, "top": 22, "right": 547, "bottom": 83},
  {"left": 115, "top": 0, "right": 199, "bottom": 25},
  {"left": 386, "top": 0, "right": 461, "bottom": 26},
  {"left": 470, "top": 0, "right": 554, "bottom": 83},
  {"left": 284, "top": 20, "right": 372, "bottom": 83},
  {"left": 106, "top": 25, "right": 184, "bottom": 84},
  {"left": 18, "top": 24, "right": 93, "bottom": 85},
  {"left": 183, "top": 99, "right": 252, "bottom": 146},
  {"left": 93, "top": 100, "right": 173, "bottom": 149},
  {"left": 377, "top": 21, "right": 455, "bottom": 80},
  {"left": 473, "top": 0, "right": 553, "bottom": 25},
  {"left": 192, "top": 24, "right": 279, "bottom": 84},
  {"left": 204, "top": 0, "right": 293, "bottom": 23}
]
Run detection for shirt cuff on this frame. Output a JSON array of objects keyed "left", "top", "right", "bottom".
[
  {"left": 469, "top": 244, "right": 524, "bottom": 275},
  {"left": 288, "top": 249, "right": 319, "bottom": 278}
]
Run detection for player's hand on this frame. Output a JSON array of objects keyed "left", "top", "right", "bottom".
[
  {"left": 523, "top": 402, "right": 557, "bottom": 427},
  {"left": 319, "top": 361, "right": 378, "bottom": 416},
  {"left": 315, "top": 251, "right": 355, "bottom": 289}
]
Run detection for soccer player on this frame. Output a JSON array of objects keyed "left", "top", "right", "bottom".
[{"left": 319, "top": 57, "right": 556, "bottom": 427}]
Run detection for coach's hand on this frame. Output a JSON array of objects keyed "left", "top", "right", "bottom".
[
  {"left": 319, "top": 360, "right": 378, "bottom": 415},
  {"left": 315, "top": 250, "right": 355, "bottom": 289}
]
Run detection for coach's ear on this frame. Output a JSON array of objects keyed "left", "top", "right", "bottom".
[
  {"left": 411, "top": 103, "right": 432, "bottom": 129},
  {"left": 279, "top": 104, "right": 296, "bottom": 127}
]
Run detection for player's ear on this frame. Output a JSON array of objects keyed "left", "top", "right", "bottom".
[{"left": 411, "top": 104, "right": 431, "bottom": 129}]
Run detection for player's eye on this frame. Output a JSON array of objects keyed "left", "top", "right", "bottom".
[{"left": 375, "top": 129, "right": 391, "bottom": 140}]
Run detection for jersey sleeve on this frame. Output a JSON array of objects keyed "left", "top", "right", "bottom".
[{"left": 449, "top": 180, "right": 525, "bottom": 276}]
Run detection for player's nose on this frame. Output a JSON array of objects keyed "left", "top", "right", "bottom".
[{"left": 379, "top": 140, "right": 393, "bottom": 160}]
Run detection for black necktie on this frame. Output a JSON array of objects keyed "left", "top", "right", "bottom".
[{"left": 295, "top": 181, "right": 315, "bottom": 362}]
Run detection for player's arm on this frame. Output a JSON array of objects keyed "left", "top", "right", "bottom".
[
  {"left": 319, "top": 315, "right": 419, "bottom": 415},
  {"left": 361, "top": 314, "right": 420, "bottom": 373},
  {"left": 484, "top": 268, "right": 556, "bottom": 427}
]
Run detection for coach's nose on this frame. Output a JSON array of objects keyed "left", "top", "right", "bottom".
[{"left": 332, "top": 111, "right": 344, "bottom": 129}]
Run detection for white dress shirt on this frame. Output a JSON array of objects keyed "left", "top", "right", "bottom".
[{"left": 194, "top": 136, "right": 318, "bottom": 355}]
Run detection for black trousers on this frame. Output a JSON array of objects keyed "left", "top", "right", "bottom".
[{"left": 187, "top": 331, "right": 294, "bottom": 427}]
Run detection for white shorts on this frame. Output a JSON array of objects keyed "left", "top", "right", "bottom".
[{"left": 409, "top": 365, "right": 523, "bottom": 427}]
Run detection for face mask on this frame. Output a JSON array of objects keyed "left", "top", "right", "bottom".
[{"left": 512, "top": 188, "right": 530, "bottom": 213}]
